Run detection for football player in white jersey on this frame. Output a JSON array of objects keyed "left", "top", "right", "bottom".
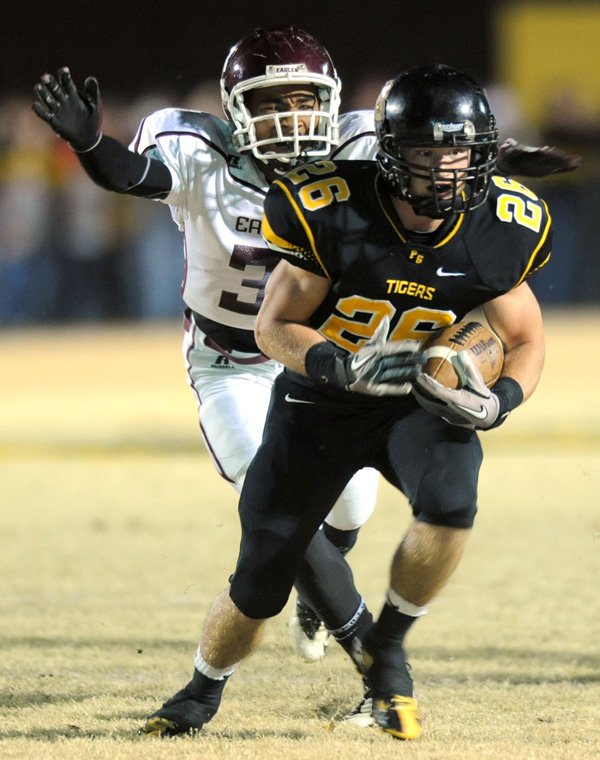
[
  {"left": 33, "top": 26, "right": 580, "bottom": 737},
  {"left": 34, "top": 27, "right": 385, "bottom": 667}
]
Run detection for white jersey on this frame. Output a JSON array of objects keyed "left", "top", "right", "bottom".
[{"left": 130, "top": 109, "right": 377, "bottom": 351}]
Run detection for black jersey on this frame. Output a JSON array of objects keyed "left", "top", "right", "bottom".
[{"left": 262, "top": 160, "right": 552, "bottom": 352}]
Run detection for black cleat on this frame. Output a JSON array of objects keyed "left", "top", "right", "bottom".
[
  {"left": 372, "top": 694, "right": 422, "bottom": 740},
  {"left": 141, "top": 669, "right": 227, "bottom": 737}
]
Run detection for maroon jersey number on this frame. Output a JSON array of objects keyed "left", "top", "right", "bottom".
[{"left": 219, "top": 245, "right": 280, "bottom": 316}]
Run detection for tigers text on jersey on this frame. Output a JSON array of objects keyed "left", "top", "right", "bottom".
[
  {"left": 262, "top": 160, "right": 552, "bottom": 352},
  {"left": 130, "top": 109, "right": 376, "bottom": 350}
]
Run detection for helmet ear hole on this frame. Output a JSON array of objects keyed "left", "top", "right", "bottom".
[
  {"left": 374, "top": 64, "right": 498, "bottom": 216},
  {"left": 220, "top": 26, "right": 341, "bottom": 164}
]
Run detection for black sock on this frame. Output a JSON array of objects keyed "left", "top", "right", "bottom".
[
  {"left": 329, "top": 598, "right": 374, "bottom": 659},
  {"left": 364, "top": 602, "right": 419, "bottom": 697},
  {"left": 187, "top": 669, "right": 229, "bottom": 716},
  {"left": 371, "top": 602, "right": 418, "bottom": 649}
]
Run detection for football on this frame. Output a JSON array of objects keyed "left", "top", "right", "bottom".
[{"left": 421, "top": 320, "right": 504, "bottom": 389}]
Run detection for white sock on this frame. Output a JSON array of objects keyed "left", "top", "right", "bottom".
[
  {"left": 194, "top": 646, "right": 237, "bottom": 680},
  {"left": 387, "top": 587, "right": 428, "bottom": 618}
]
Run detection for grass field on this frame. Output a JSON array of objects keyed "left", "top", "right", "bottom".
[{"left": 1, "top": 311, "right": 599, "bottom": 759}]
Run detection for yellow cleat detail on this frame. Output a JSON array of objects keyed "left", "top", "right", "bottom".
[
  {"left": 141, "top": 716, "right": 185, "bottom": 738},
  {"left": 372, "top": 695, "right": 422, "bottom": 740}
]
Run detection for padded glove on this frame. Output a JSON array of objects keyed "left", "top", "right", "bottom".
[
  {"left": 413, "top": 351, "right": 502, "bottom": 429},
  {"left": 305, "top": 317, "right": 423, "bottom": 397},
  {"left": 32, "top": 67, "right": 102, "bottom": 152}
]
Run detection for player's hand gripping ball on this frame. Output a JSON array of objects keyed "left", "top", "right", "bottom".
[
  {"left": 420, "top": 320, "right": 503, "bottom": 390},
  {"left": 413, "top": 321, "right": 508, "bottom": 429}
]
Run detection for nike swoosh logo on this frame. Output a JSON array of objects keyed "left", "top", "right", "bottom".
[
  {"left": 436, "top": 267, "right": 466, "bottom": 277},
  {"left": 350, "top": 351, "right": 373, "bottom": 371},
  {"left": 454, "top": 402, "right": 488, "bottom": 419},
  {"left": 284, "top": 393, "right": 316, "bottom": 404}
]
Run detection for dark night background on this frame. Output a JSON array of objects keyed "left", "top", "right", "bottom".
[
  {"left": 1, "top": 0, "right": 599, "bottom": 321},
  {"left": 2, "top": 1, "right": 494, "bottom": 99}
]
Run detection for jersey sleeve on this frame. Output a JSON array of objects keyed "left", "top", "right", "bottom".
[
  {"left": 332, "top": 110, "right": 377, "bottom": 160},
  {"left": 129, "top": 109, "right": 185, "bottom": 208},
  {"left": 128, "top": 109, "right": 232, "bottom": 229},
  {"left": 479, "top": 178, "right": 554, "bottom": 291},
  {"left": 514, "top": 197, "right": 553, "bottom": 287},
  {"left": 262, "top": 178, "right": 332, "bottom": 278}
]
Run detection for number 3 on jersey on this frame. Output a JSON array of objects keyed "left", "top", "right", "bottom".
[{"left": 218, "top": 245, "right": 279, "bottom": 316}]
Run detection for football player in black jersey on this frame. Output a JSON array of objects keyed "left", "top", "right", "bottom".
[
  {"left": 148, "top": 63, "right": 551, "bottom": 742},
  {"left": 34, "top": 25, "right": 581, "bottom": 740},
  {"left": 256, "top": 64, "right": 548, "bottom": 739}
]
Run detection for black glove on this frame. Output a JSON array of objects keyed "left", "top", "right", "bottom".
[
  {"left": 305, "top": 317, "right": 423, "bottom": 397},
  {"left": 497, "top": 137, "right": 581, "bottom": 177},
  {"left": 32, "top": 67, "right": 102, "bottom": 152}
]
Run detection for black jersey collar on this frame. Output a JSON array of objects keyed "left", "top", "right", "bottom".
[{"left": 375, "top": 173, "right": 464, "bottom": 248}]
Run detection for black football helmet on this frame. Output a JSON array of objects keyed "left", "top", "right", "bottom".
[
  {"left": 220, "top": 26, "right": 341, "bottom": 165},
  {"left": 375, "top": 64, "right": 499, "bottom": 217}
]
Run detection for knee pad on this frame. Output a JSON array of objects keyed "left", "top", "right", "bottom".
[
  {"left": 415, "top": 501, "right": 478, "bottom": 529},
  {"left": 229, "top": 532, "right": 298, "bottom": 619},
  {"left": 229, "top": 567, "right": 293, "bottom": 619},
  {"left": 413, "top": 470, "right": 478, "bottom": 529}
]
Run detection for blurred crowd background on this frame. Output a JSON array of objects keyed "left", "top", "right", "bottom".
[{"left": 1, "top": 1, "right": 599, "bottom": 326}]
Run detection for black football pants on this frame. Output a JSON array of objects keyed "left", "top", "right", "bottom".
[{"left": 230, "top": 371, "right": 482, "bottom": 619}]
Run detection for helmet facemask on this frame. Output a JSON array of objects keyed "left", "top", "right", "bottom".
[
  {"left": 378, "top": 128, "right": 498, "bottom": 218},
  {"left": 374, "top": 65, "right": 499, "bottom": 218},
  {"left": 222, "top": 67, "right": 340, "bottom": 167}
]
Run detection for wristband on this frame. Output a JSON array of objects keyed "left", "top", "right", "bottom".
[
  {"left": 304, "top": 341, "right": 348, "bottom": 387},
  {"left": 483, "top": 376, "right": 524, "bottom": 429},
  {"left": 493, "top": 376, "right": 524, "bottom": 416}
]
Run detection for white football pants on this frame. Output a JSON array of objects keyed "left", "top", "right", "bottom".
[{"left": 182, "top": 320, "right": 378, "bottom": 530}]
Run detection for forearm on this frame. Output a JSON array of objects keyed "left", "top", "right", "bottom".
[
  {"left": 500, "top": 338, "right": 545, "bottom": 402},
  {"left": 484, "top": 282, "right": 545, "bottom": 403},
  {"left": 77, "top": 135, "right": 172, "bottom": 198},
  {"left": 256, "top": 319, "right": 323, "bottom": 373}
]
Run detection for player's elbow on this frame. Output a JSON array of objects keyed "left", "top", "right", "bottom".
[
  {"left": 254, "top": 268, "right": 276, "bottom": 352},
  {"left": 254, "top": 311, "right": 275, "bottom": 357}
]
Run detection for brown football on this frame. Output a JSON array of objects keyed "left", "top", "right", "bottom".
[{"left": 421, "top": 321, "right": 504, "bottom": 389}]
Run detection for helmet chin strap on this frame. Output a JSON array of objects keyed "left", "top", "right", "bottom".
[
  {"left": 411, "top": 202, "right": 447, "bottom": 219},
  {"left": 252, "top": 149, "right": 311, "bottom": 176},
  {"left": 410, "top": 194, "right": 461, "bottom": 219}
]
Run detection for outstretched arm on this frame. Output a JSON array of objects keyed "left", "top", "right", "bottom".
[{"left": 32, "top": 67, "right": 172, "bottom": 198}]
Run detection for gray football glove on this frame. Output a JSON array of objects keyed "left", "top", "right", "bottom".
[
  {"left": 343, "top": 317, "right": 423, "bottom": 396},
  {"left": 32, "top": 67, "right": 102, "bottom": 152},
  {"left": 413, "top": 351, "right": 501, "bottom": 429}
]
